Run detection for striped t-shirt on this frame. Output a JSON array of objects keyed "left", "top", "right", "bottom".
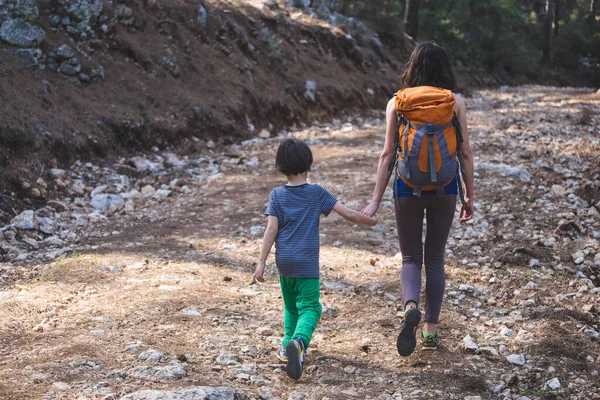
[{"left": 265, "top": 183, "right": 338, "bottom": 278}]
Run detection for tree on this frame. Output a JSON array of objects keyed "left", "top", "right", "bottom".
[
  {"left": 404, "top": 0, "right": 421, "bottom": 39},
  {"left": 543, "top": 0, "right": 553, "bottom": 64},
  {"left": 590, "top": 0, "right": 598, "bottom": 19},
  {"left": 553, "top": 0, "right": 560, "bottom": 36}
]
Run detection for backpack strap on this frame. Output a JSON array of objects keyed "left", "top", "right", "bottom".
[
  {"left": 386, "top": 112, "right": 403, "bottom": 176},
  {"left": 402, "top": 119, "right": 411, "bottom": 180},
  {"left": 427, "top": 131, "right": 437, "bottom": 183},
  {"left": 452, "top": 112, "right": 467, "bottom": 205}
]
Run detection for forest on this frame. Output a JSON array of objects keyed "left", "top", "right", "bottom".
[{"left": 329, "top": 0, "right": 600, "bottom": 86}]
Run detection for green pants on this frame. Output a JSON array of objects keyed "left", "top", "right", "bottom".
[{"left": 280, "top": 277, "right": 322, "bottom": 349}]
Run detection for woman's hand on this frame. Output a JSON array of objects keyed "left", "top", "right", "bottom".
[
  {"left": 459, "top": 196, "right": 474, "bottom": 223},
  {"left": 361, "top": 201, "right": 380, "bottom": 218}
]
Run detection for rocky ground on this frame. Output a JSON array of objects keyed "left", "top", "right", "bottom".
[
  {"left": 0, "top": 0, "right": 422, "bottom": 200},
  {"left": 0, "top": 85, "right": 599, "bottom": 399}
]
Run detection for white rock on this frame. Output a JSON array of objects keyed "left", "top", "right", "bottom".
[
  {"left": 91, "top": 185, "right": 108, "bottom": 197},
  {"left": 141, "top": 185, "right": 156, "bottom": 197},
  {"left": 12, "top": 210, "right": 36, "bottom": 230},
  {"left": 154, "top": 189, "right": 172, "bottom": 198},
  {"left": 130, "top": 156, "right": 164, "bottom": 172},
  {"left": 584, "top": 329, "right": 600, "bottom": 339},
  {"left": 480, "top": 346, "right": 499, "bottom": 356},
  {"left": 506, "top": 354, "right": 526, "bottom": 366},
  {"left": 216, "top": 352, "right": 239, "bottom": 365},
  {"left": 543, "top": 378, "right": 561, "bottom": 390},
  {"left": 500, "top": 327, "right": 514, "bottom": 337},
  {"left": 551, "top": 185, "right": 566, "bottom": 195},
  {"left": 524, "top": 281, "right": 538, "bottom": 290},
  {"left": 125, "top": 342, "right": 145, "bottom": 352},
  {"left": 304, "top": 81, "right": 317, "bottom": 101},
  {"left": 182, "top": 308, "right": 201, "bottom": 317},
  {"left": 258, "top": 129, "right": 270, "bottom": 138},
  {"left": 288, "top": 393, "right": 309, "bottom": 400},
  {"left": 52, "top": 382, "right": 71, "bottom": 391},
  {"left": 127, "top": 362, "right": 187, "bottom": 382},
  {"left": 164, "top": 153, "right": 185, "bottom": 168},
  {"left": 459, "top": 284, "right": 474, "bottom": 292},
  {"left": 475, "top": 162, "right": 532, "bottom": 182},
  {"left": 128, "top": 189, "right": 142, "bottom": 200},
  {"left": 572, "top": 251, "right": 585, "bottom": 264},
  {"left": 138, "top": 349, "right": 166, "bottom": 363},
  {"left": 249, "top": 226, "right": 265, "bottom": 236},
  {"left": 529, "top": 259, "right": 540, "bottom": 267},
  {"left": 36, "top": 217, "right": 53, "bottom": 235},
  {"left": 50, "top": 168, "right": 67, "bottom": 179},
  {"left": 91, "top": 194, "right": 125, "bottom": 213},
  {"left": 463, "top": 335, "right": 479, "bottom": 352},
  {"left": 344, "top": 365, "right": 357, "bottom": 374}
]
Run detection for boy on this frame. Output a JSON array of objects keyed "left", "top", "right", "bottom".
[{"left": 253, "top": 138, "right": 377, "bottom": 380}]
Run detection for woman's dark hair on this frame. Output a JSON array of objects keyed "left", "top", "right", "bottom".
[
  {"left": 275, "top": 138, "right": 313, "bottom": 176},
  {"left": 401, "top": 42, "right": 457, "bottom": 91}
]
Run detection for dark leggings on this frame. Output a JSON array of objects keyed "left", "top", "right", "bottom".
[{"left": 394, "top": 193, "right": 456, "bottom": 324}]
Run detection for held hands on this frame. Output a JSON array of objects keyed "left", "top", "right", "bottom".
[
  {"left": 459, "top": 196, "right": 475, "bottom": 223},
  {"left": 361, "top": 201, "right": 379, "bottom": 218},
  {"left": 252, "top": 260, "right": 265, "bottom": 283}
]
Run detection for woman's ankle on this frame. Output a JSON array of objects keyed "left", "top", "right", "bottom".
[{"left": 423, "top": 322, "right": 437, "bottom": 335}]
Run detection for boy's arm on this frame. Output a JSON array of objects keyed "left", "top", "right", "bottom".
[
  {"left": 333, "top": 202, "right": 377, "bottom": 227},
  {"left": 253, "top": 216, "right": 279, "bottom": 282}
]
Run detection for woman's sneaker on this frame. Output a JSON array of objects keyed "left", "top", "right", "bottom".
[
  {"left": 421, "top": 332, "right": 440, "bottom": 350},
  {"left": 276, "top": 346, "right": 288, "bottom": 362},
  {"left": 396, "top": 308, "right": 421, "bottom": 357},
  {"left": 285, "top": 338, "right": 306, "bottom": 380}
]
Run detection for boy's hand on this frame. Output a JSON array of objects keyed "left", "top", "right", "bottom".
[
  {"left": 252, "top": 261, "right": 266, "bottom": 282},
  {"left": 333, "top": 202, "right": 377, "bottom": 226}
]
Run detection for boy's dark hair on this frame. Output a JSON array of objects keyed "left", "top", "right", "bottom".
[
  {"left": 276, "top": 138, "right": 313, "bottom": 176},
  {"left": 401, "top": 42, "right": 457, "bottom": 92}
]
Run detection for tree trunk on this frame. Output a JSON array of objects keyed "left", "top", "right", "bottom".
[
  {"left": 553, "top": 0, "right": 559, "bottom": 36},
  {"left": 404, "top": 0, "right": 420, "bottom": 40},
  {"left": 590, "top": 0, "right": 598, "bottom": 18},
  {"left": 543, "top": 0, "right": 553, "bottom": 64}
]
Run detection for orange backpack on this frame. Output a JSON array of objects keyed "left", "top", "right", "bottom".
[{"left": 388, "top": 86, "right": 465, "bottom": 201}]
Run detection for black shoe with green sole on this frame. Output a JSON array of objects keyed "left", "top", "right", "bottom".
[
  {"left": 397, "top": 308, "right": 421, "bottom": 357},
  {"left": 421, "top": 331, "right": 440, "bottom": 350}
]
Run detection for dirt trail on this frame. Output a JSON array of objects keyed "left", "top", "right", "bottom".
[{"left": 0, "top": 86, "right": 599, "bottom": 399}]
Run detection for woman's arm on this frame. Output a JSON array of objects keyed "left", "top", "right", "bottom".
[
  {"left": 362, "top": 98, "right": 398, "bottom": 218},
  {"left": 455, "top": 94, "right": 475, "bottom": 223}
]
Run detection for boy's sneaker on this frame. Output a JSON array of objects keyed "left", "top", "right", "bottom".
[
  {"left": 276, "top": 346, "right": 288, "bottom": 362},
  {"left": 421, "top": 332, "right": 440, "bottom": 350},
  {"left": 285, "top": 338, "right": 306, "bottom": 380},
  {"left": 396, "top": 307, "right": 421, "bottom": 357}
]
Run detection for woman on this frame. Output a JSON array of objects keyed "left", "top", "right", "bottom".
[{"left": 362, "top": 42, "right": 475, "bottom": 356}]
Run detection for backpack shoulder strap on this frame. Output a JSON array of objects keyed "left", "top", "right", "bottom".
[{"left": 386, "top": 94, "right": 403, "bottom": 176}]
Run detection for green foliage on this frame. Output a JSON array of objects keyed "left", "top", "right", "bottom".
[
  {"left": 330, "top": 0, "right": 405, "bottom": 41},
  {"left": 335, "top": 0, "right": 600, "bottom": 86}
]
